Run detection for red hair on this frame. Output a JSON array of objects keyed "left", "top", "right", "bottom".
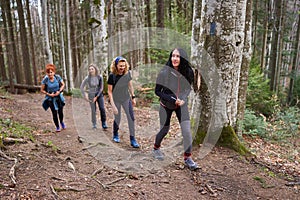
[{"left": 45, "top": 64, "right": 56, "bottom": 73}]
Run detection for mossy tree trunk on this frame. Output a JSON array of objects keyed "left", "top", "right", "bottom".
[{"left": 191, "top": 0, "right": 252, "bottom": 156}]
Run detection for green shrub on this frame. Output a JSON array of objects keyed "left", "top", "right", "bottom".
[
  {"left": 268, "top": 106, "right": 300, "bottom": 140},
  {"left": 241, "top": 109, "right": 268, "bottom": 137},
  {"left": 247, "top": 59, "right": 279, "bottom": 116}
]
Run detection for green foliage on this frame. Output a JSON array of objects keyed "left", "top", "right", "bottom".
[
  {"left": 147, "top": 49, "right": 169, "bottom": 64},
  {"left": 241, "top": 109, "right": 268, "bottom": 137},
  {"left": 247, "top": 59, "right": 279, "bottom": 116},
  {"left": 241, "top": 106, "right": 300, "bottom": 142},
  {"left": 0, "top": 118, "right": 35, "bottom": 143},
  {"left": 290, "top": 75, "right": 300, "bottom": 107},
  {"left": 268, "top": 106, "right": 300, "bottom": 140},
  {"left": 71, "top": 88, "right": 82, "bottom": 98}
]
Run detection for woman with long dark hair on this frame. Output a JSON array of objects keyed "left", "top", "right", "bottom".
[{"left": 152, "top": 48, "right": 198, "bottom": 170}]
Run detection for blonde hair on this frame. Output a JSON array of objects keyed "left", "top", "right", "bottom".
[{"left": 110, "top": 57, "right": 129, "bottom": 75}]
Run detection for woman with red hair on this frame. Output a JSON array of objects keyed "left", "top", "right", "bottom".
[{"left": 41, "top": 64, "right": 66, "bottom": 132}]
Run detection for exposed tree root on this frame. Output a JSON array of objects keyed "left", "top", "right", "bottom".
[{"left": 0, "top": 149, "right": 18, "bottom": 187}]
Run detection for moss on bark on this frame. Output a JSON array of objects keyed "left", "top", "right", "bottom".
[{"left": 194, "top": 125, "right": 251, "bottom": 156}]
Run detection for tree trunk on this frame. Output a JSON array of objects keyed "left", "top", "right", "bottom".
[
  {"left": 191, "top": 0, "right": 251, "bottom": 156},
  {"left": 26, "top": 0, "right": 38, "bottom": 85},
  {"left": 269, "top": 0, "right": 282, "bottom": 91},
  {"left": 4, "top": 0, "right": 23, "bottom": 92},
  {"left": 41, "top": 0, "right": 53, "bottom": 64},
  {"left": 59, "top": 0, "right": 68, "bottom": 92},
  {"left": 156, "top": 0, "right": 164, "bottom": 28},
  {"left": 237, "top": 0, "right": 252, "bottom": 135},
  {"left": 260, "top": 0, "right": 269, "bottom": 72},
  {"left": 0, "top": 1, "right": 14, "bottom": 93},
  {"left": 0, "top": 32, "right": 7, "bottom": 82},
  {"left": 287, "top": 9, "right": 300, "bottom": 104},
  {"left": 66, "top": 0, "right": 74, "bottom": 89},
  {"left": 16, "top": 0, "right": 33, "bottom": 86}
]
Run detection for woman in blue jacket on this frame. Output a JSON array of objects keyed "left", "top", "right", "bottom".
[{"left": 41, "top": 64, "right": 66, "bottom": 132}]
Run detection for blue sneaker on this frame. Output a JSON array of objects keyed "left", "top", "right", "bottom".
[
  {"left": 61, "top": 122, "right": 66, "bottom": 129},
  {"left": 130, "top": 136, "right": 140, "bottom": 148},
  {"left": 102, "top": 122, "right": 108, "bottom": 130},
  {"left": 184, "top": 157, "right": 198, "bottom": 170},
  {"left": 92, "top": 124, "right": 97, "bottom": 129},
  {"left": 152, "top": 149, "right": 164, "bottom": 160},
  {"left": 56, "top": 127, "right": 61, "bottom": 132},
  {"left": 113, "top": 134, "right": 120, "bottom": 143}
]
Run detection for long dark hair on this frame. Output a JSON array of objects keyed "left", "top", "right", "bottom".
[{"left": 165, "top": 48, "right": 194, "bottom": 84}]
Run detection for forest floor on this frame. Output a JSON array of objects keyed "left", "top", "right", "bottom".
[{"left": 0, "top": 93, "right": 299, "bottom": 200}]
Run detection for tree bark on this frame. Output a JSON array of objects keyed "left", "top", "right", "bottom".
[
  {"left": 26, "top": 0, "right": 38, "bottom": 85},
  {"left": 269, "top": 0, "right": 282, "bottom": 91},
  {"left": 191, "top": 0, "right": 251, "bottom": 156},
  {"left": 287, "top": 9, "right": 300, "bottom": 104},
  {"left": 16, "top": 0, "right": 33, "bottom": 86},
  {"left": 41, "top": 0, "right": 53, "bottom": 64},
  {"left": 156, "top": 0, "right": 164, "bottom": 28}
]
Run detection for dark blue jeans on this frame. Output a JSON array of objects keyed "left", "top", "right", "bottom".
[{"left": 89, "top": 93, "right": 106, "bottom": 125}]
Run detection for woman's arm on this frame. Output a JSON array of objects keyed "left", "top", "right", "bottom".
[
  {"left": 128, "top": 80, "right": 136, "bottom": 106},
  {"left": 108, "top": 84, "right": 118, "bottom": 114}
]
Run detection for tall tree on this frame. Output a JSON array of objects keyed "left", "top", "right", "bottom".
[
  {"left": 287, "top": 9, "right": 300, "bottom": 104},
  {"left": 269, "top": 0, "right": 282, "bottom": 91},
  {"left": 156, "top": 0, "right": 164, "bottom": 28},
  {"left": 0, "top": 32, "right": 7, "bottom": 82},
  {"left": 26, "top": 0, "right": 38, "bottom": 85},
  {"left": 191, "top": 0, "right": 251, "bottom": 154},
  {"left": 16, "top": 0, "right": 33, "bottom": 86},
  {"left": 41, "top": 0, "right": 53, "bottom": 64},
  {"left": 4, "top": 0, "right": 22, "bottom": 89},
  {"left": 237, "top": 0, "right": 253, "bottom": 134}
]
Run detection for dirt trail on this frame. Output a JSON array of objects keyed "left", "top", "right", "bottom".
[{"left": 0, "top": 93, "right": 298, "bottom": 199}]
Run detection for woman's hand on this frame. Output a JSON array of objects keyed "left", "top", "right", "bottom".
[
  {"left": 175, "top": 99, "right": 185, "bottom": 106},
  {"left": 131, "top": 98, "right": 136, "bottom": 106},
  {"left": 93, "top": 96, "right": 98, "bottom": 103}
]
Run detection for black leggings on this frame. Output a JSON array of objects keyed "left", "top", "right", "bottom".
[
  {"left": 154, "top": 104, "right": 192, "bottom": 155},
  {"left": 49, "top": 101, "right": 64, "bottom": 128}
]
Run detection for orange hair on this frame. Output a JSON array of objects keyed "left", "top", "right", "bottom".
[{"left": 45, "top": 64, "right": 56, "bottom": 73}]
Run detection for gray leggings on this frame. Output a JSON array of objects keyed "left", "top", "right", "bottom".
[
  {"left": 113, "top": 98, "right": 135, "bottom": 137},
  {"left": 155, "top": 104, "right": 192, "bottom": 155}
]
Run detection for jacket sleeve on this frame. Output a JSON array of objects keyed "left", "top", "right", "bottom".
[
  {"left": 96, "top": 75, "right": 103, "bottom": 97},
  {"left": 155, "top": 69, "right": 177, "bottom": 104},
  {"left": 80, "top": 77, "right": 88, "bottom": 97}
]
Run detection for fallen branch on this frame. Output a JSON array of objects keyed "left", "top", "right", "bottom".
[
  {"left": 105, "top": 177, "right": 126, "bottom": 186},
  {"left": 2, "top": 137, "right": 27, "bottom": 145},
  {"left": 91, "top": 166, "right": 104, "bottom": 177},
  {"left": 0, "top": 150, "right": 18, "bottom": 186},
  {"left": 82, "top": 142, "right": 108, "bottom": 150},
  {"left": 205, "top": 184, "right": 218, "bottom": 197},
  {"left": 93, "top": 178, "right": 110, "bottom": 190},
  {"left": 286, "top": 181, "right": 300, "bottom": 186},
  {"left": 50, "top": 184, "right": 59, "bottom": 200}
]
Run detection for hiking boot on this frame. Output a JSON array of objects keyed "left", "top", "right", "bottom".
[
  {"left": 130, "top": 136, "right": 140, "bottom": 148},
  {"left": 102, "top": 122, "right": 108, "bottom": 130},
  {"left": 184, "top": 157, "right": 198, "bottom": 170},
  {"left": 56, "top": 127, "right": 61, "bottom": 132},
  {"left": 152, "top": 149, "right": 164, "bottom": 160},
  {"left": 113, "top": 134, "right": 120, "bottom": 143},
  {"left": 61, "top": 122, "right": 66, "bottom": 129},
  {"left": 92, "top": 123, "right": 97, "bottom": 129}
]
